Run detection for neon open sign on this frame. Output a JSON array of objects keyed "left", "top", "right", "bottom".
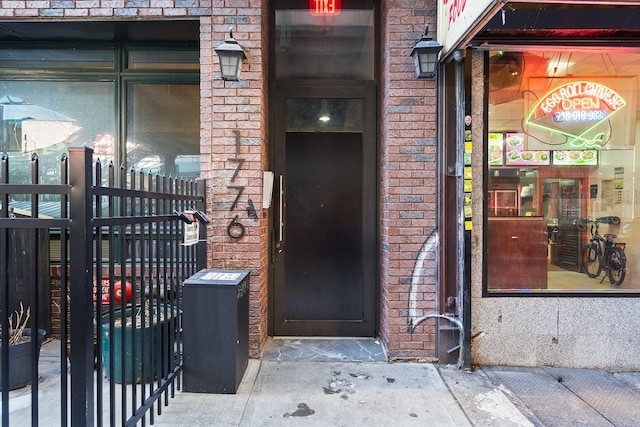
[
  {"left": 525, "top": 81, "right": 626, "bottom": 148},
  {"left": 310, "top": 0, "right": 341, "bottom": 16}
]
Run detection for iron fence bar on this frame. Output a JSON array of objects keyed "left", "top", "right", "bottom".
[
  {"left": 0, "top": 184, "right": 70, "bottom": 194},
  {"left": 131, "top": 169, "right": 141, "bottom": 425},
  {"left": 162, "top": 174, "right": 177, "bottom": 402},
  {"left": 151, "top": 176, "right": 165, "bottom": 422},
  {"left": 93, "top": 186, "right": 202, "bottom": 202},
  {"left": 144, "top": 171, "right": 154, "bottom": 426},
  {"left": 118, "top": 164, "right": 128, "bottom": 427},
  {"left": 0, "top": 218, "right": 72, "bottom": 228},
  {"left": 164, "top": 176, "right": 175, "bottom": 406},
  {"left": 60, "top": 153, "right": 70, "bottom": 427},
  {"left": 125, "top": 365, "right": 182, "bottom": 425},
  {"left": 69, "top": 146, "right": 97, "bottom": 427},
  {"left": 1, "top": 154, "right": 10, "bottom": 426},
  {"left": 196, "top": 178, "right": 206, "bottom": 272},
  {"left": 94, "top": 160, "right": 104, "bottom": 427},
  {"left": 29, "top": 153, "right": 40, "bottom": 427},
  {"left": 106, "top": 161, "right": 117, "bottom": 427}
]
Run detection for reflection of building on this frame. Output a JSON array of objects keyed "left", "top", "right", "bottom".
[{"left": 1, "top": 95, "right": 81, "bottom": 152}]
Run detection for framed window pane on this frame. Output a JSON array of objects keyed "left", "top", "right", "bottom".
[
  {"left": 486, "top": 50, "right": 640, "bottom": 294},
  {"left": 287, "top": 98, "right": 363, "bottom": 132},
  {"left": 0, "top": 48, "right": 115, "bottom": 69},
  {"left": 127, "top": 50, "right": 199, "bottom": 70},
  {"left": 126, "top": 83, "right": 200, "bottom": 177},
  {"left": 0, "top": 80, "right": 116, "bottom": 186},
  {"left": 274, "top": 1, "right": 375, "bottom": 79}
]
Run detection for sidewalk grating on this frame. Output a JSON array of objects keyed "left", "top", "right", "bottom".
[
  {"left": 545, "top": 367, "right": 640, "bottom": 427},
  {"left": 484, "top": 367, "right": 613, "bottom": 427}
]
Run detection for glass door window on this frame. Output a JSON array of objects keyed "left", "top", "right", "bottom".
[{"left": 274, "top": 0, "right": 375, "bottom": 80}]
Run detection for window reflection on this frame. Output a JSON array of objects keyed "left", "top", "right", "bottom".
[
  {"left": 0, "top": 81, "right": 115, "bottom": 186},
  {"left": 126, "top": 83, "right": 199, "bottom": 177},
  {"left": 274, "top": 1, "right": 375, "bottom": 80},
  {"left": 486, "top": 50, "right": 640, "bottom": 293},
  {"left": 287, "top": 98, "right": 363, "bottom": 132}
]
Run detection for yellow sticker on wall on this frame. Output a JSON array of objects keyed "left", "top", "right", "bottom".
[
  {"left": 464, "top": 167, "right": 472, "bottom": 180},
  {"left": 464, "top": 180, "right": 472, "bottom": 192},
  {"left": 465, "top": 220, "right": 472, "bottom": 231}
]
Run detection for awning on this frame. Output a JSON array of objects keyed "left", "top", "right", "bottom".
[{"left": 438, "top": 1, "right": 640, "bottom": 59}]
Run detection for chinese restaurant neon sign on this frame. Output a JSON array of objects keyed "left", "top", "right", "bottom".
[
  {"left": 310, "top": 0, "right": 341, "bottom": 16},
  {"left": 525, "top": 81, "right": 626, "bottom": 148}
]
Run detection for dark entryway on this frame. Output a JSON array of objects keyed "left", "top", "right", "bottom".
[{"left": 271, "top": 85, "right": 376, "bottom": 336}]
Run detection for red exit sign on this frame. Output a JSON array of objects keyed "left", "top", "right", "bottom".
[{"left": 310, "top": 0, "right": 341, "bottom": 16}]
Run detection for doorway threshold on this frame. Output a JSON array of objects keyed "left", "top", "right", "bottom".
[{"left": 262, "top": 337, "right": 387, "bottom": 362}]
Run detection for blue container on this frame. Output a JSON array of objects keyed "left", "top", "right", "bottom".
[{"left": 101, "top": 306, "right": 176, "bottom": 384}]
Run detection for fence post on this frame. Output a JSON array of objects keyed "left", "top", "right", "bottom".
[
  {"left": 68, "top": 146, "right": 95, "bottom": 426},
  {"left": 196, "top": 178, "right": 206, "bottom": 271}
]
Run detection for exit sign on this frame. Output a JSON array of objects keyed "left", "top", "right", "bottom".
[{"left": 310, "top": 0, "right": 341, "bottom": 16}]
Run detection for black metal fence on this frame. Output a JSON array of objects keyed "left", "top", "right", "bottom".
[{"left": 1, "top": 146, "right": 206, "bottom": 426}]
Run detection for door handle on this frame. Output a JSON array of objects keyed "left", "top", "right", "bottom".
[{"left": 276, "top": 174, "right": 284, "bottom": 252}]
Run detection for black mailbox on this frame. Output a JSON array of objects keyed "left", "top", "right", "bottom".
[{"left": 183, "top": 269, "right": 250, "bottom": 393}]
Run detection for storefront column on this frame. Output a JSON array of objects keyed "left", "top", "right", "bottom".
[{"left": 203, "top": 3, "right": 269, "bottom": 357}]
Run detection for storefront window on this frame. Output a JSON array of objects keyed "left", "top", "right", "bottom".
[{"left": 486, "top": 49, "right": 640, "bottom": 293}]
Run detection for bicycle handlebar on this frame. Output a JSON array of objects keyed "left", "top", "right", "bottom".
[{"left": 574, "top": 216, "right": 621, "bottom": 231}]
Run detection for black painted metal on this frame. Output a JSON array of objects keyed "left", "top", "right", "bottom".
[
  {"left": 183, "top": 269, "right": 250, "bottom": 394},
  {"left": 271, "top": 85, "right": 377, "bottom": 337},
  {"left": 0, "top": 146, "right": 206, "bottom": 426}
]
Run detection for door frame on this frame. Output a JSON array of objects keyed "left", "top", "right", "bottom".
[{"left": 269, "top": 82, "right": 378, "bottom": 336}]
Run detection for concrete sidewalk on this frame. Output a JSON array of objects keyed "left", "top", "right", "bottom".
[
  {"left": 7, "top": 339, "right": 640, "bottom": 426},
  {"left": 153, "top": 359, "right": 532, "bottom": 427}
]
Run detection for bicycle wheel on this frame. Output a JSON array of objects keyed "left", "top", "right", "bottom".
[
  {"left": 581, "top": 244, "right": 601, "bottom": 278},
  {"left": 607, "top": 246, "right": 627, "bottom": 286}
]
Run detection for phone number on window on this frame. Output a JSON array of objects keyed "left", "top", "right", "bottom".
[{"left": 553, "top": 110, "right": 608, "bottom": 122}]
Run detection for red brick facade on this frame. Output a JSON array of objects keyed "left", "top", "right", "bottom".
[
  {"left": 380, "top": 1, "right": 439, "bottom": 360},
  {"left": 4, "top": 0, "right": 440, "bottom": 361},
  {"left": 205, "top": 2, "right": 270, "bottom": 358}
]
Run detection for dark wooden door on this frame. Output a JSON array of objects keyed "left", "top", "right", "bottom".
[{"left": 271, "top": 85, "right": 376, "bottom": 336}]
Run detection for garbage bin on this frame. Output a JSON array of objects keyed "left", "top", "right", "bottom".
[{"left": 182, "top": 269, "right": 250, "bottom": 393}]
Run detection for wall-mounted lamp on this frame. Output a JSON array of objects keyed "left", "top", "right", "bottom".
[
  {"left": 410, "top": 25, "right": 443, "bottom": 79},
  {"left": 214, "top": 29, "right": 247, "bottom": 81}
]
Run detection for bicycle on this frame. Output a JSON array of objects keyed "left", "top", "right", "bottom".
[{"left": 576, "top": 216, "right": 626, "bottom": 286}]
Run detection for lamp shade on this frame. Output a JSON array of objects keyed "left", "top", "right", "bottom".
[
  {"left": 214, "top": 30, "right": 247, "bottom": 81},
  {"left": 409, "top": 25, "right": 443, "bottom": 79}
]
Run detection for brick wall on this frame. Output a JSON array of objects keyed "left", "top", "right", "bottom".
[
  {"left": 3, "top": 0, "right": 440, "bottom": 361},
  {"left": 0, "top": 0, "right": 211, "bottom": 18},
  {"left": 205, "top": 0, "right": 269, "bottom": 358},
  {"left": 0, "top": 0, "right": 271, "bottom": 358},
  {"left": 380, "top": 0, "right": 439, "bottom": 361}
]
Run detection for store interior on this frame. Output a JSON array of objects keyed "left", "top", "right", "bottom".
[{"left": 486, "top": 50, "right": 640, "bottom": 292}]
